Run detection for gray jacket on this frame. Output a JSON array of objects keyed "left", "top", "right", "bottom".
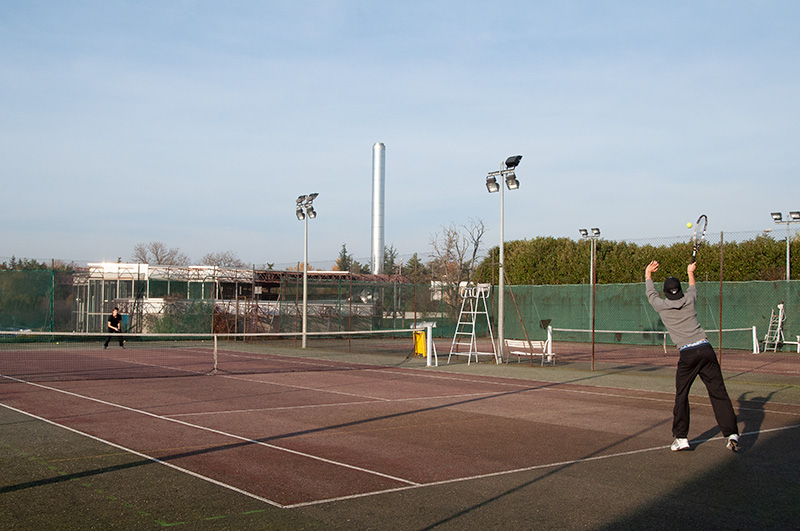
[{"left": 645, "top": 279, "right": 706, "bottom": 349}]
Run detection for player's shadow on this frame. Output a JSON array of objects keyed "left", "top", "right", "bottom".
[{"left": 691, "top": 391, "right": 775, "bottom": 451}]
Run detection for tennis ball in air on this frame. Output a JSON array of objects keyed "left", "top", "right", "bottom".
[{"left": 686, "top": 222, "right": 693, "bottom": 228}]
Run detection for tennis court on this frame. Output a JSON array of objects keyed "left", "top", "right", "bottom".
[{"left": 2, "top": 336, "right": 800, "bottom": 529}]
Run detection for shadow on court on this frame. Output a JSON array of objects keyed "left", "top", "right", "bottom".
[
  {"left": 414, "top": 417, "right": 671, "bottom": 530},
  {"left": 1, "top": 364, "right": 629, "bottom": 499},
  {"left": 0, "top": 371, "right": 607, "bottom": 500},
  {"left": 297, "top": 424, "right": 800, "bottom": 531},
  {"left": 689, "top": 390, "right": 775, "bottom": 452},
  {"left": 593, "top": 426, "right": 800, "bottom": 530},
  {"left": 3, "top": 368, "right": 800, "bottom": 529}
]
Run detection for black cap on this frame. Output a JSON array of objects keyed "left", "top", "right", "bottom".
[{"left": 663, "top": 277, "right": 683, "bottom": 300}]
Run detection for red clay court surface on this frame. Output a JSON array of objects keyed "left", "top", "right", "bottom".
[{"left": 2, "top": 342, "right": 800, "bottom": 529}]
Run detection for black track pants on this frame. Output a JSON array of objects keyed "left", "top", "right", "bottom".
[{"left": 673, "top": 343, "right": 738, "bottom": 438}]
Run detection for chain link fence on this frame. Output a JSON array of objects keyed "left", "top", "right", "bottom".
[{"left": 2, "top": 227, "right": 798, "bottom": 352}]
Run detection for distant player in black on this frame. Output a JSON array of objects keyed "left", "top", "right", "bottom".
[{"left": 104, "top": 307, "right": 124, "bottom": 349}]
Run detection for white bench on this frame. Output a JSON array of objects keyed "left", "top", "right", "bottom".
[
  {"left": 783, "top": 335, "right": 800, "bottom": 353},
  {"left": 505, "top": 339, "right": 555, "bottom": 366}
]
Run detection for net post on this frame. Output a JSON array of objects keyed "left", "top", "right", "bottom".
[
  {"left": 547, "top": 326, "right": 553, "bottom": 355},
  {"left": 426, "top": 324, "right": 434, "bottom": 367},
  {"left": 213, "top": 334, "right": 219, "bottom": 372},
  {"left": 752, "top": 326, "right": 759, "bottom": 354}
]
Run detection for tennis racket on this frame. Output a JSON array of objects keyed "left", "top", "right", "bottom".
[{"left": 691, "top": 214, "right": 708, "bottom": 263}]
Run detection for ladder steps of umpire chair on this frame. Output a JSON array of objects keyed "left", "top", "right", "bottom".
[
  {"left": 764, "top": 304, "right": 785, "bottom": 352},
  {"left": 448, "top": 284, "right": 499, "bottom": 365}
]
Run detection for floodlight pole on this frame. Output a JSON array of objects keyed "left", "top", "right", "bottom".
[
  {"left": 786, "top": 222, "right": 791, "bottom": 282},
  {"left": 499, "top": 172, "right": 506, "bottom": 362},
  {"left": 580, "top": 228, "right": 601, "bottom": 371},
  {"left": 302, "top": 212, "right": 309, "bottom": 348},
  {"left": 486, "top": 156, "right": 521, "bottom": 363},
  {"left": 296, "top": 194, "right": 319, "bottom": 348}
]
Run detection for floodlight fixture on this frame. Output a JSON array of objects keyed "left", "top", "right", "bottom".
[
  {"left": 770, "top": 210, "right": 800, "bottom": 281},
  {"left": 504, "top": 172, "right": 519, "bottom": 190},
  {"left": 307, "top": 206, "right": 316, "bottom": 219},
  {"left": 297, "top": 195, "right": 307, "bottom": 204},
  {"left": 307, "top": 193, "right": 319, "bottom": 202},
  {"left": 296, "top": 208, "right": 305, "bottom": 220},
  {"left": 486, "top": 176, "right": 500, "bottom": 193},
  {"left": 505, "top": 155, "right": 523, "bottom": 169},
  {"left": 591, "top": 227, "right": 601, "bottom": 236},
  {"left": 579, "top": 228, "right": 589, "bottom": 237}
]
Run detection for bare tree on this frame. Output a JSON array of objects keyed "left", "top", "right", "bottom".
[
  {"left": 131, "top": 242, "right": 190, "bottom": 265},
  {"left": 428, "top": 218, "right": 486, "bottom": 317},
  {"left": 200, "top": 251, "right": 247, "bottom": 268},
  {"left": 464, "top": 218, "right": 486, "bottom": 280}
]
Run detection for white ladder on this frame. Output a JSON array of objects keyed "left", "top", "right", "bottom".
[
  {"left": 763, "top": 303, "right": 786, "bottom": 352},
  {"left": 448, "top": 285, "right": 498, "bottom": 365}
]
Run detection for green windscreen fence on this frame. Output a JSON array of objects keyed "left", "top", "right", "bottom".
[
  {"left": 501, "top": 281, "right": 800, "bottom": 352},
  {"left": 0, "top": 270, "right": 73, "bottom": 332},
  {"left": 0, "top": 271, "right": 462, "bottom": 336},
  {"left": 1, "top": 269, "right": 797, "bottom": 352}
]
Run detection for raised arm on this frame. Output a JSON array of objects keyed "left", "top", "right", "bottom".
[
  {"left": 645, "top": 260, "right": 659, "bottom": 280},
  {"left": 687, "top": 262, "right": 696, "bottom": 287}
]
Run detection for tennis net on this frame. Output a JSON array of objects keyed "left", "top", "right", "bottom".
[
  {"left": 550, "top": 326, "right": 759, "bottom": 353},
  {"left": 0, "top": 328, "right": 430, "bottom": 382}
]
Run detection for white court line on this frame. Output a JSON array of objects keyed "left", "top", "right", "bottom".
[
  {"left": 136, "top": 347, "right": 800, "bottom": 412},
  {"left": 211, "top": 367, "right": 800, "bottom": 418},
  {"left": 213, "top": 371, "right": 400, "bottom": 402},
  {"left": 285, "top": 423, "right": 800, "bottom": 509},
  {"left": 366, "top": 366, "right": 800, "bottom": 412},
  {"left": 0, "top": 401, "right": 285, "bottom": 508},
  {"left": 0, "top": 375, "right": 420, "bottom": 489},
  {"left": 3, "top": 373, "right": 800, "bottom": 510},
  {"left": 166, "top": 391, "right": 496, "bottom": 418}
]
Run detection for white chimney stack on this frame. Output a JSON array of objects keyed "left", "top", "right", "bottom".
[{"left": 371, "top": 142, "right": 385, "bottom": 274}]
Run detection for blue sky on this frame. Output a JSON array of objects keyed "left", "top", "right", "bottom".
[{"left": 2, "top": 1, "right": 799, "bottom": 268}]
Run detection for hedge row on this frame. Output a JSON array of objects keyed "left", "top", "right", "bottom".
[{"left": 474, "top": 235, "right": 798, "bottom": 285}]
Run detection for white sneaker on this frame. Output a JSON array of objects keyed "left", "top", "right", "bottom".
[
  {"left": 726, "top": 434, "right": 739, "bottom": 452},
  {"left": 670, "top": 438, "right": 690, "bottom": 451}
]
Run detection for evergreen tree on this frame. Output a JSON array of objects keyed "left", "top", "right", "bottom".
[
  {"left": 334, "top": 244, "right": 352, "bottom": 272},
  {"left": 383, "top": 245, "right": 399, "bottom": 274}
]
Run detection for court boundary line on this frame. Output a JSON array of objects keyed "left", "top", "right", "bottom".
[
  {"left": 3, "top": 372, "right": 800, "bottom": 510},
  {"left": 285, "top": 423, "right": 800, "bottom": 508},
  {"left": 0, "top": 401, "right": 285, "bottom": 508},
  {"left": 208, "top": 368, "right": 800, "bottom": 418},
  {"left": 367, "top": 366, "right": 800, "bottom": 410},
  {"left": 0, "top": 375, "right": 421, "bottom": 489},
  {"left": 165, "top": 391, "right": 499, "bottom": 418},
  {"left": 5, "top": 396, "right": 798, "bottom": 511}
]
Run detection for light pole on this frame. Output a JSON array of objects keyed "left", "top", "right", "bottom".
[
  {"left": 486, "top": 155, "right": 522, "bottom": 362},
  {"left": 296, "top": 193, "right": 318, "bottom": 348},
  {"left": 579, "top": 227, "right": 601, "bottom": 371},
  {"left": 771, "top": 211, "right": 800, "bottom": 281}
]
